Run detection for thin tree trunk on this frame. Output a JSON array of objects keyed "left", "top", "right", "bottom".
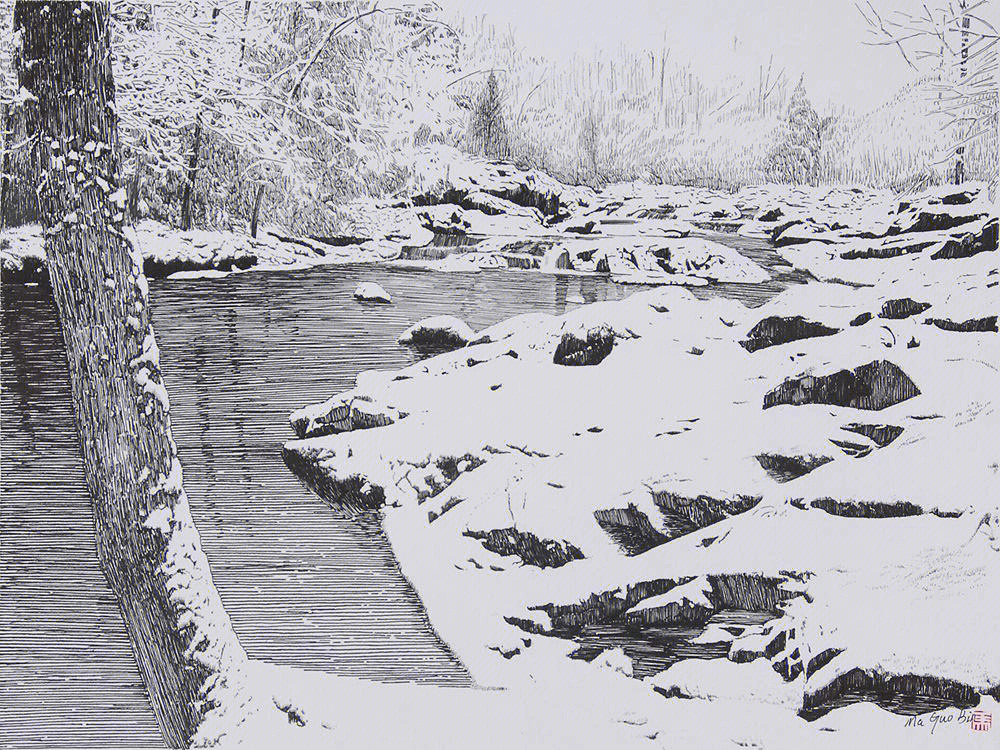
[
  {"left": 180, "top": 117, "right": 202, "bottom": 231},
  {"left": 240, "top": 1, "right": 252, "bottom": 61},
  {"left": 127, "top": 152, "right": 143, "bottom": 225},
  {"left": 955, "top": 0, "right": 970, "bottom": 185},
  {"left": 14, "top": 3, "right": 248, "bottom": 745},
  {"left": 250, "top": 183, "right": 265, "bottom": 238}
]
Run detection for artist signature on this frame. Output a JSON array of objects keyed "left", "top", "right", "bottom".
[{"left": 905, "top": 708, "right": 992, "bottom": 734}]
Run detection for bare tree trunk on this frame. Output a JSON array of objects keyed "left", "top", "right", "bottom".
[
  {"left": 127, "top": 152, "right": 143, "bottom": 225},
  {"left": 14, "top": 3, "right": 248, "bottom": 746},
  {"left": 1, "top": 99, "right": 39, "bottom": 228},
  {"left": 180, "top": 117, "right": 202, "bottom": 231},
  {"left": 250, "top": 183, "right": 265, "bottom": 238},
  {"left": 955, "top": 0, "right": 970, "bottom": 185}
]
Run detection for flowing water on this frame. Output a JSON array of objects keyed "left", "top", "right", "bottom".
[{"left": 1, "top": 240, "right": 798, "bottom": 748}]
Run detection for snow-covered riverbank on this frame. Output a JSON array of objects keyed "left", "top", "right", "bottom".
[
  {"left": 278, "top": 174, "right": 998, "bottom": 746},
  {"left": 6, "top": 145, "right": 992, "bottom": 290}
]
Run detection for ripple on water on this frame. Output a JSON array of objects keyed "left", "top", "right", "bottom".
[{"left": 1, "top": 244, "right": 794, "bottom": 747}]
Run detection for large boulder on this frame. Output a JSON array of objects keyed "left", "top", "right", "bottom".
[
  {"left": 553, "top": 325, "right": 617, "bottom": 366},
  {"left": 763, "top": 360, "right": 921, "bottom": 411},
  {"left": 740, "top": 316, "right": 839, "bottom": 353},
  {"left": 398, "top": 315, "right": 475, "bottom": 353}
]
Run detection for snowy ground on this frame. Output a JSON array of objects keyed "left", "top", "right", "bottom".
[
  {"left": 275, "top": 174, "right": 998, "bottom": 747},
  {"left": 6, "top": 147, "right": 996, "bottom": 746}
]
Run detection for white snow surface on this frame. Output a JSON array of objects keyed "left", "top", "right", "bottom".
[{"left": 279, "top": 184, "right": 999, "bottom": 745}]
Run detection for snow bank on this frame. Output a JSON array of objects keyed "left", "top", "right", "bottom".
[{"left": 283, "top": 200, "right": 998, "bottom": 738}]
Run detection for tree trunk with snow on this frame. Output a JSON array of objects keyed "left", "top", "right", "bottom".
[
  {"left": 1, "top": 99, "right": 39, "bottom": 227},
  {"left": 14, "top": 2, "right": 248, "bottom": 746}
]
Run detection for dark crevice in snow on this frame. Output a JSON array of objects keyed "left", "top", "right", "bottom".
[
  {"left": 593, "top": 504, "right": 670, "bottom": 555},
  {"left": 756, "top": 453, "right": 834, "bottom": 482},
  {"left": 651, "top": 491, "right": 763, "bottom": 540},
  {"left": 792, "top": 497, "right": 923, "bottom": 518},
  {"left": 463, "top": 527, "right": 584, "bottom": 569},
  {"left": 568, "top": 610, "right": 774, "bottom": 681},
  {"left": 526, "top": 573, "right": 792, "bottom": 636},
  {"left": 841, "top": 423, "right": 903, "bottom": 448}
]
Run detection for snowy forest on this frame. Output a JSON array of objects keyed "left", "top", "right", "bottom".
[
  {"left": 0, "top": 1, "right": 998, "bottom": 749},
  {"left": 1, "top": 0, "right": 997, "bottom": 238}
]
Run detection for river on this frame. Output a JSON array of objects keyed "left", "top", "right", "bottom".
[{"left": 0, "top": 235, "right": 800, "bottom": 748}]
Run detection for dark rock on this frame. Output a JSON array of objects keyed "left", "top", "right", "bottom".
[
  {"left": 593, "top": 504, "right": 670, "bottom": 556},
  {"left": 528, "top": 573, "right": 787, "bottom": 635},
  {"left": 924, "top": 316, "right": 998, "bottom": 333},
  {"left": 849, "top": 312, "right": 872, "bottom": 327},
  {"left": 563, "top": 219, "right": 597, "bottom": 235},
  {"left": 840, "top": 239, "right": 935, "bottom": 260},
  {"left": 763, "top": 360, "right": 920, "bottom": 411},
  {"left": 553, "top": 325, "right": 617, "bottom": 366},
  {"left": 889, "top": 207, "right": 986, "bottom": 236},
  {"left": 805, "top": 648, "right": 844, "bottom": 678},
  {"left": 940, "top": 189, "right": 975, "bottom": 205},
  {"left": 771, "top": 219, "right": 803, "bottom": 242},
  {"left": 281, "top": 446, "right": 385, "bottom": 515},
  {"left": 808, "top": 497, "right": 923, "bottom": 518},
  {"left": 463, "top": 527, "right": 584, "bottom": 569},
  {"left": 842, "top": 423, "right": 904, "bottom": 448},
  {"left": 932, "top": 217, "right": 998, "bottom": 259},
  {"left": 828, "top": 438, "right": 872, "bottom": 458},
  {"left": 756, "top": 453, "right": 834, "bottom": 482},
  {"left": 757, "top": 207, "right": 783, "bottom": 222},
  {"left": 652, "top": 491, "right": 762, "bottom": 540},
  {"left": 623, "top": 598, "right": 714, "bottom": 627},
  {"left": 800, "top": 668, "right": 983, "bottom": 720},
  {"left": 879, "top": 298, "right": 931, "bottom": 320},
  {"left": 907, "top": 336, "right": 920, "bottom": 348},
  {"left": 1, "top": 253, "right": 49, "bottom": 285},
  {"left": 740, "top": 316, "right": 839, "bottom": 353}
]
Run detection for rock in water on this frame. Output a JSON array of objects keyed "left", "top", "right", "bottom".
[
  {"left": 740, "top": 315, "right": 839, "bottom": 352},
  {"left": 398, "top": 315, "right": 474, "bottom": 353},
  {"left": 763, "top": 360, "right": 920, "bottom": 411},
  {"left": 353, "top": 281, "right": 392, "bottom": 303}
]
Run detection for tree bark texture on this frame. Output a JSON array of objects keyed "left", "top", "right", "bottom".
[{"left": 14, "top": 2, "right": 248, "bottom": 746}]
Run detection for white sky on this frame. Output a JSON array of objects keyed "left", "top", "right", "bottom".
[{"left": 439, "top": 0, "right": 957, "bottom": 112}]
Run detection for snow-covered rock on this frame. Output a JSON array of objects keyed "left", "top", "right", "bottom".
[
  {"left": 284, "top": 228, "right": 999, "bottom": 730},
  {"left": 398, "top": 315, "right": 475, "bottom": 353},
  {"left": 353, "top": 281, "right": 392, "bottom": 303}
]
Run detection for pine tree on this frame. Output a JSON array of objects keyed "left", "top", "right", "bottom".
[
  {"left": 468, "top": 70, "right": 508, "bottom": 160},
  {"left": 770, "top": 76, "right": 823, "bottom": 184}
]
